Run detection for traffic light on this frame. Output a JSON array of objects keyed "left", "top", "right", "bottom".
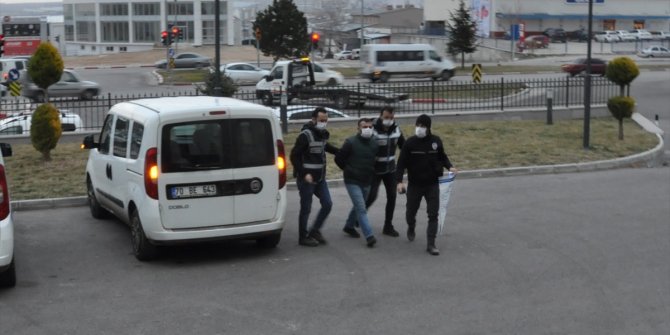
[
  {"left": 311, "top": 32, "right": 320, "bottom": 49},
  {"left": 0, "top": 34, "right": 4, "bottom": 57},
  {"left": 255, "top": 28, "right": 261, "bottom": 41},
  {"left": 178, "top": 28, "right": 183, "bottom": 41},
  {"left": 161, "top": 30, "right": 168, "bottom": 45},
  {"left": 172, "top": 26, "right": 179, "bottom": 41}
]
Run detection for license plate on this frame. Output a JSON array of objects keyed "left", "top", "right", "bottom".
[{"left": 170, "top": 184, "right": 217, "bottom": 199}]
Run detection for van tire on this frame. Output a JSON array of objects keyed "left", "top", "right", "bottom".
[
  {"left": 326, "top": 78, "right": 337, "bottom": 86},
  {"left": 440, "top": 70, "right": 454, "bottom": 81},
  {"left": 130, "top": 210, "right": 158, "bottom": 261},
  {"left": 81, "top": 90, "right": 95, "bottom": 100},
  {"left": 257, "top": 232, "right": 281, "bottom": 248},
  {"left": 0, "top": 258, "right": 16, "bottom": 288},
  {"left": 261, "top": 92, "right": 273, "bottom": 106},
  {"left": 379, "top": 72, "right": 390, "bottom": 83},
  {"left": 87, "top": 177, "right": 109, "bottom": 219}
]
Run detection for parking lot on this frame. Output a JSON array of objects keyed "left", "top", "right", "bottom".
[{"left": 1, "top": 168, "right": 668, "bottom": 334}]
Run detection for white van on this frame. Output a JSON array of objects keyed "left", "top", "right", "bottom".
[
  {"left": 0, "top": 112, "right": 83, "bottom": 136},
  {"left": 82, "top": 96, "right": 288, "bottom": 260},
  {"left": 0, "top": 58, "right": 28, "bottom": 81},
  {"left": 359, "top": 44, "right": 455, "bottom": 82}
]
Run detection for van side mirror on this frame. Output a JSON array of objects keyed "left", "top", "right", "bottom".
[
  {"left": 0, "top": 143, "right": 12, "bottom": 157},
  {"left": 81, "top": 134, "right": 98, "bottom": 149},
  {"left": 265, "top": 75, "right": 274, "bottom": 82}
]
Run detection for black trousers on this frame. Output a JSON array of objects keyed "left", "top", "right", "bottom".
[
  {"left": 405, "top": 183, "right": 439, "bottom": 240},
  {"left": 366, "top": 172, "right": 397, "bottom": 227}
]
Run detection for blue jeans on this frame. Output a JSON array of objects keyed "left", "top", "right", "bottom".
[
  {"left": 297, "top": 178, "right": 333, "bottom": 239},
  {"left": 344, "top": 183, "right": 373, "bottom": 238}
]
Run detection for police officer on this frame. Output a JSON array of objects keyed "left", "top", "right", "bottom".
[{"left": 290, "top": 107, "right": 339, "bottom": 247}]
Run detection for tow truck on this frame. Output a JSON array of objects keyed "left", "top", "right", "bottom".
[{"left": 255, "top": 58, "right": 409, "bottom": 109}]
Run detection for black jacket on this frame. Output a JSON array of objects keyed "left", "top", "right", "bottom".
[
  {"left": 290, "top": 122, "right": 339, "bottom": 183},
  {"left": 396, "top": 134, "right": 453, "bottom": 187},
  {"left": 335, "top": 134, "right": 378, "bottom": 186},
  {"left": 372, "top": 118, "right": 405, "bottom": 174}
]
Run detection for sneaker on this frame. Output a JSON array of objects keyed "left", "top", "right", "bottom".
[
  {"left": 382, "top": 226, "right": 400, "bottom": 237},
  {"left": 299, "top": 236, "right": 319, "bottom": 247},
  {"left": 407, "top": 226, "right": 415, "bottom": 241},
  {"left": 426, "top": 245, "right": 440, "bottom": 256},
  {"left": 343, "top": 227, "right": 361, "bottom": 238},
  {"left": 366, "top": 236, "right": 377, "bottom": 247},
  {"left": 308, "top": 230, "right": 327, "bottom": 245}
]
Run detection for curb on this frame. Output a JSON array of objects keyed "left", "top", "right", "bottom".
[{"left": 9, "top": 114, "right": 666, "bottom": 212}]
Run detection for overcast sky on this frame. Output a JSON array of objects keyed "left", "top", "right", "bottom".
[{"left": 0, "top": 0, "right": 62, "bottom": 3}]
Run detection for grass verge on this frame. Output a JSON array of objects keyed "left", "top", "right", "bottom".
[{"left": 4, "top": 116, "right": 658, "bottom": 200}]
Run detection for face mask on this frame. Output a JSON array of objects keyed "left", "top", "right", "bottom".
[
  {"left": 415, "top": 126, "right": 427, "bottom": 138},
  {"left": 315, "top": 121, "right": 327, "bottom": 130},
  {"left": 382, "top": 119, "right": 394, "bottom": 127},
  {"left": 360, "top": 128, "right": 374, "bottom": 138}
]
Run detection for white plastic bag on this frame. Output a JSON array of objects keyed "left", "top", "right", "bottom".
[{"left": 437, "top": 172, "right": 456, "bottom": 235}]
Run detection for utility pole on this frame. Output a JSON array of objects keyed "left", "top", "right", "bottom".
[
  {"left": 213, "top": 0, "right": 222, "bottom": 96},
  {"left": 583, "top": 0, "right": 593, "bottom": 149}
]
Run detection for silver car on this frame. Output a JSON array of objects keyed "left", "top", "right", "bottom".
[
  {"left": 154, "top": 52, "right": 212, "bottom": 69},
  {"left": 20, "top": 69, "right": 101, "bottom": 102},
  {"left": 212, "top": 62, "right": 269, "bottom": 85},
  {"left": 638, "top": 46, "right": 670, "bottom": 58}
]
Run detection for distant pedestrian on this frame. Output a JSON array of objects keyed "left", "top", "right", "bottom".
[
  {"left": 366, "top": 106, "right": 405, "bottom": 237},
  {"left": 396, "top": 114, "right": 458, "bottom": 256},
  {"left": 290, "top": 107, "right": 339, "bottom": 247},
  {"left": 336, "top": 118, "right": 379, "bottom": 247}
]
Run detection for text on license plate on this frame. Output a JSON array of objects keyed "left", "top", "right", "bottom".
[{"left": 170, "top": 184, "right": 217, "bottom": 199}]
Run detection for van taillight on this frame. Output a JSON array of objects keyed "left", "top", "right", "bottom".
[
  {"left": 0, "top": 165, "right": 9, "bottom": 220},
  {"left": 144, "top": 147, "right": 159, "bottom": 200},
  {"left": 276, "top": 140, "right": 286, "bottom": 189}
]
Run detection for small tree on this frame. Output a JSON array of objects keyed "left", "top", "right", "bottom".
[
  {"left": 254, "top": 0, "right": 309, "bottom": 63},
  {"left": 605, "top": 57, "right": 639, "bottom": 96},
  {"left": 30, "top": 103, "right": 62, "bottom": 161},
  {"left": 196, "top": 72, "right": 237, "bottom": 97},
  {"left": 607, "top": 96, "right": 635, "bottom": 140},
  {"left": 446, "top": 0, "right": 478, "bottom": 69},
  {"left": 27, "top": 42, "right": 64, "bottom": 102}
]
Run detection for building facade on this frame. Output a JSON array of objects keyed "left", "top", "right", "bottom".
[
  {"left": 425, "top": 0, "right": 670, "bottom": 37},
  {"left": 63, "top": 0, "right": 234, "bottom": 55}
]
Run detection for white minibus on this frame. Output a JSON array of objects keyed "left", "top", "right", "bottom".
[{"left": 359, "top": 44, "right": 455, "bottom": 82}]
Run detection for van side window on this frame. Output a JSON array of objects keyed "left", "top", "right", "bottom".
[
  {"left": 15, "top": 62, "right": 25, "bottom": 70},
  {"left": 98, "top": 115, "right": 113, "bottom": 155},
  {"left": 113, "top": 117, "right": 129, "bottom": 158},
  {"left": 129, "top": 122, "right": 144, "bottom": 159},
  {"left": 232, "top": 119, "right": 273, "bottom": 168},
  {"left": 270, "top": 67, "right": 283, "bottom": 80},
  {"left": 429, "top": 51, "right": 441, "bottom": 62}
]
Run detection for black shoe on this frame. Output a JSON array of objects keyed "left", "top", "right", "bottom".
[
  {"left": 366, "top": 236, "right": 377, "bottom": 247},
  {"left": 383, "top": 226, "right": 400, "bottom": 237},
  {"left": 343, "top": 227, "right": 361, "bottom": 238},
  {"left": 427, "top": 245, "right": 440, "bottom": 255},
  {"left": 299, "top": 236, "right": 319, "bottom": 247},
  {"left": 407, "top": 226, "right": 415, "bottom": 241},
  {"left": 308, "top": 230, "right": 327, "bottom": 245}
]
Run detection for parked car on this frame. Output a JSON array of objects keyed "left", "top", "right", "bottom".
[
  {"left": 594, "top": 31, "right": 620, "bottom": 43},
  {"left": 0, "top": 112, "right": 83, "bottom": 135},
  {"left": 517, "top": 35, "right": 549, "bottom": 50},
  {"left": 154, "top": 52, "right": 212, "bottom": 69},
  {"left": 561, "top": 58, "right": 608, "bottom": 77},
  {"left": 629, "top": 29, "right": 653, "bottom": 40},
  {"left": 312, "top": 62, "right": 344, "bottom": 86},
  {"left": 637, "top": 45, "right": 670, "bottom": 58},
  {"left": 19, "top": 69, "right": 101, "bottom": 102},
  {"left": 0, "top": 142, "right": 15, "bottom": 288},
  {"left": 568, "top": 28, "right": 590, "bottom": 42},
  {"left": 81, "top": 96, "right": 287, "bottom": 260},
  {"left": 542, "top": 28, "right": 567, "bottom": 43},
  {"left": 211, "top": 62, "right": 269, "bottom": 85},
  {"left": 334, "top": 50, "right": 353, "bottom": 60},
  {"left": 616, "top": 30, "right": 636, "bottom": 42},
  {"left": 271, "top": 105, "right": 350, "bottom": 121},
  {"left": 651, "top": 31, "right": 670, "bottom": 40}
]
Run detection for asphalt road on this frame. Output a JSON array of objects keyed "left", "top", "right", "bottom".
[{"left": 1, "top": 167, "right": 668, "bottom": 334}]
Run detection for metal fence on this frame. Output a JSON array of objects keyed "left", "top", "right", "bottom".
[{"left": 0, "top": 77, "right": 619, "bottom": 132}]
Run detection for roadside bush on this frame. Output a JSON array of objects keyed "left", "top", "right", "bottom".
[
  {"left": 607, "top": 96, "right": 636, "bottom": 140},
  {"left": 605, "top": 57, "right": 639, "bottom": 96},
  {"left": 30, "top": 103, "right": 62, "bottom": 161},
  {"left": 196, "top": 72, "right": 237, "bottom": 97},
  {"left": 27, "top": 42, "right": 64, "bottom": 102}
]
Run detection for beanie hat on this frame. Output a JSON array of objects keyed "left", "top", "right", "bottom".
[{"left": 415, "top": 114, "right": 432, "bottom": 129}]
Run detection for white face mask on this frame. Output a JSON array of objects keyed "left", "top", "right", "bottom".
[
  {"left": 415, "top": 126, "right": 427, "bottom": 138},
  {"left": 360, "top": 128, "right": 374, "bottom": 138},
  {"left": 382, "top": 119, "right": 394, "bottom": 127},
  {"left": 315, "top": 121, "right": 327, "bottom": 130}
]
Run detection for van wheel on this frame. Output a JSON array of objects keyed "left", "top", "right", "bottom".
[
  {"left": 130, "top": 210, "right": 158, "bottom": 261},
  {"left": 256, "top": 232, "right": 281, "bottom": 248},
  {"left": 379, "top": 72, "right": 390, "bottom": 83},
  {"left": 0, "top": 258, "right": 16, "bottom": 288},
  {"left": 326, "top": 78, "right": 337, "bottom": 86},
  {"left": 87, "top": 177, "right": 109, "bottom": 219},
  {"left": 261, "top": 92, "right": 273, "bottom": 106},
  {"left": 81, "top": 90, "right": 95, "bottom": 100},
  {"left": 333, "top": 94, "right": 350, "bottom": 109},
  {"left": 440, "top": 70, "right": 453, "bottom": 81}
]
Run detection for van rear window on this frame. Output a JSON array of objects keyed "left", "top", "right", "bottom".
[{"left": 161, "top": 119, "right": 274, "bottom": 172}]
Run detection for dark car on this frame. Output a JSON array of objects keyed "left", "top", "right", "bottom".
[
  {"left": 568, "top": 29, "right": 589, "bottom": 42},
  {"left": 543, "top": 28, "right": 567, "bottom": 43},
  {"left": 561, "top": 58, "right": 607, "bottom": 77}
]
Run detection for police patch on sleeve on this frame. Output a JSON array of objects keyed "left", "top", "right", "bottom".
[{"left": 432, "top": 142, "right": 438, "bottom": 150}]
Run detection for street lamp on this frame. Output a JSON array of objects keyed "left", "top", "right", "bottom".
[{"left": 583, "top": 0, "right": 594, "bottom": 149}]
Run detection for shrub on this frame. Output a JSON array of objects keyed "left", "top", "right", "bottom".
[
  {"left": 27, "top": 42, "right": 64, "bottom": 102},
  {"left": 605, "top": 57, "right": 639, "bottom": 96},
  {"left": 607, "top": 96, "right": 635, "bottom": 140},
  {"left": 30, "top": 103, "right": 62, "bottom": 161},
  {"left": 195, "top": 72, "right": 237, "bottom": 97}
]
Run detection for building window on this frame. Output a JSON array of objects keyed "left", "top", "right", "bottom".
[
  {"left": 76, "top": 21, "right": 97, "bottom": 42},
  {"left": 633, "top": 20, "right": 645, "bottom": 29},
  {"left": 75, "top": 3, "right": 95, "bottom": 17},
  {"left": 101, "top": 3, "right": 129, "bottom": 16},
  {"left": 102, "top": 22, "right": 129, "bottom": 42},
  {"left": 201, "top": 1, "right": 227, "bottom": 15},
  {"left": 64, "top": 4, "right": 74, "bottom": 21},
  {"left": 168, "top": 2, "right": 194, "bottom": 16},
  {"left": 65, "top": 24, "right": 74, "bottom": 41},
  {"left": 134, "top": 21, "right": 160, "bottom": 42},
  {"left": 603, "top": 19, "right": 616, "bottom": 31},
  {"left": 120, "top": 46, "right": 127, "bottom": 52},
  {"left": 106, "top": 46, "right": 114, "bottom": 51},
  {"left": 133, "top": 3, "right": 160, "bottom": 16},
  {"left": 202, "top": 21, "right": 226, "bottom": 44}
]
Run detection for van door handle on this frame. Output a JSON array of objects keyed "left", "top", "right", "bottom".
[{"left": 106, "top": 163, "right": 112, "bottom": 180}]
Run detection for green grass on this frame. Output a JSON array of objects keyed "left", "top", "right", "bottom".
[
  {"left": 157, "top": 69, "right": 209, "bottom": 83},
  {"left": 4, "top": 117, "right": 657, "bottom": 200}
]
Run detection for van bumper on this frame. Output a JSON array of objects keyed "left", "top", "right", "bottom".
[{"left": 0, "top": 215, "right": 14, "bottom": 268}]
